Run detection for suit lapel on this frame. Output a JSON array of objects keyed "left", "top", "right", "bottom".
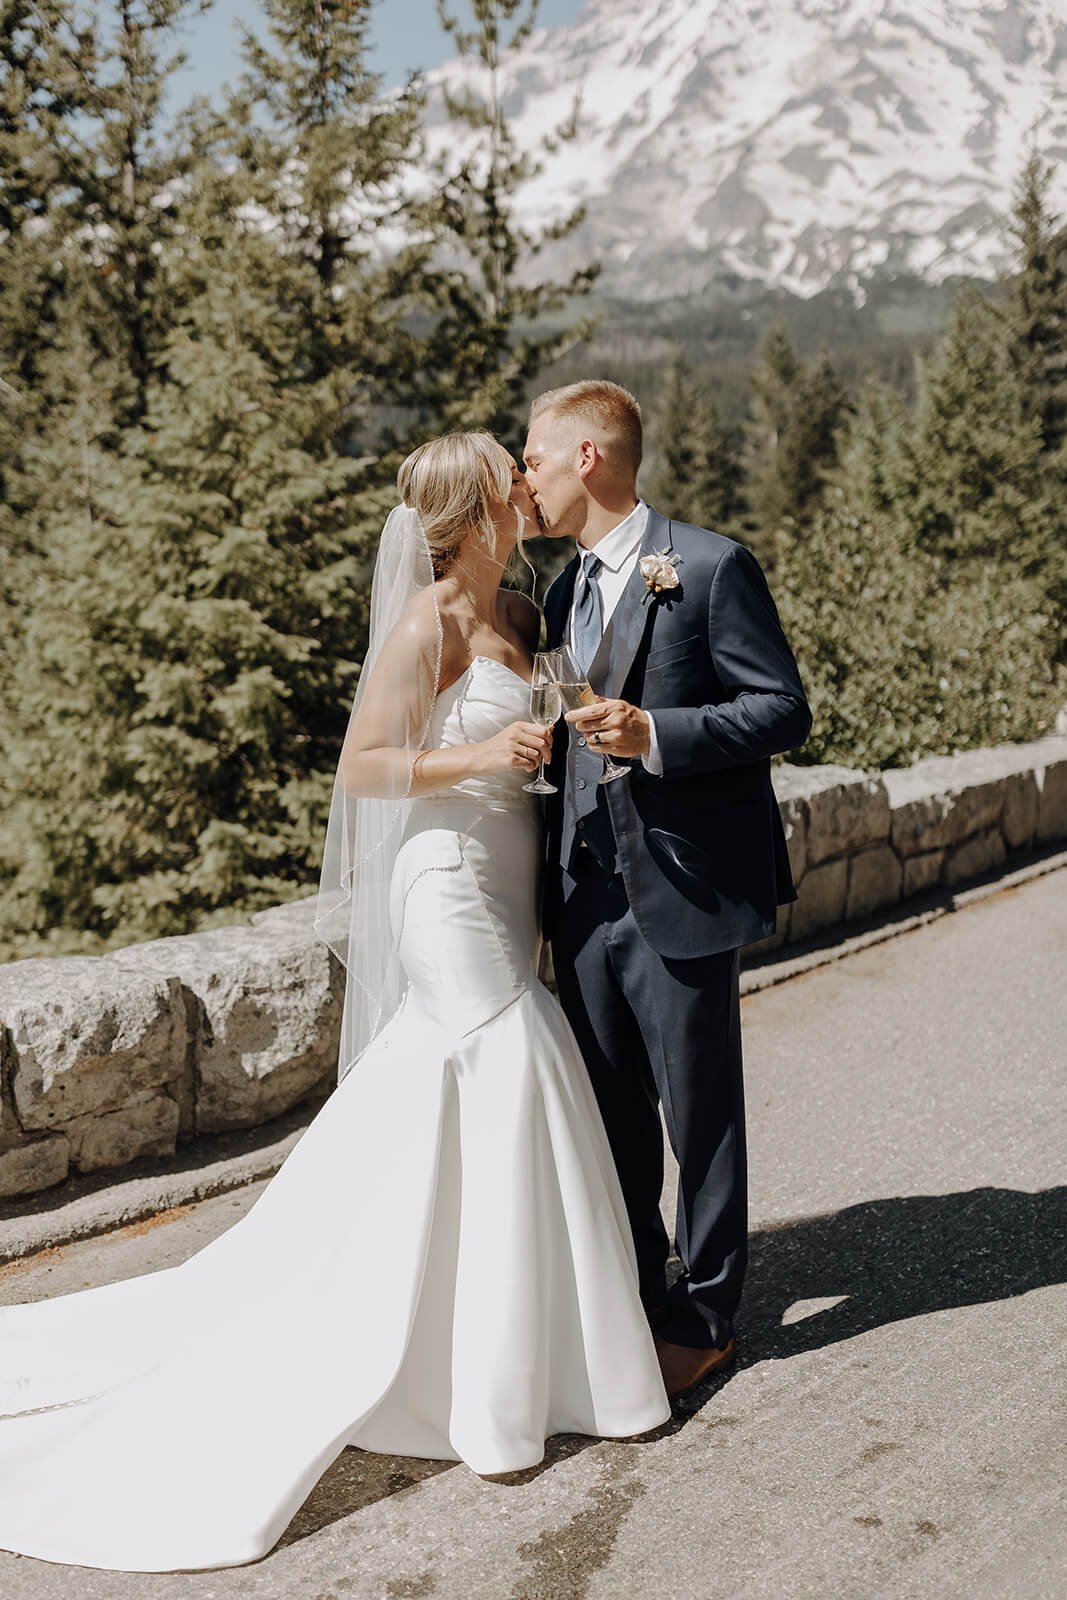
[
  {"left": 545, "top": 555, "right": 579, "bottom": 650},
  {"left": 591, "top": 508, "right": 673, "bottom": 699}
]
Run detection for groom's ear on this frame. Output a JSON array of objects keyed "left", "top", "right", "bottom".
[{"left": 576, "top": 438, "right": 598, "bottom": 480}]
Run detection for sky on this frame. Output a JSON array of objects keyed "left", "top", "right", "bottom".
[{"left": 171, "top": 0, "right": 582, "bottom": 107}]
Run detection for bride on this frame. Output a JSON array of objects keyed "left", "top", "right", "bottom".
[{"left": 0, "top": 430, "right": 670, "bottom": 1573}]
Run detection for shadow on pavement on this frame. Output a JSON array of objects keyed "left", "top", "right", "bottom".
[
  {"left": 279, "top": 1185, "right": 1067, "bottom": 1548},
  {"left": 741, "top": 1184, "right": 1067, "bottom": 1362}
]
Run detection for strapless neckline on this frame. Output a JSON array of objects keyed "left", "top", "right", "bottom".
[{"left": 448, "top": 654, "right": 532, "bottom": 693}]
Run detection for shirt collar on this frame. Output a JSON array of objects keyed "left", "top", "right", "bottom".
[{"left": 579, "top": 500, "right": 649, "bottom": 574}]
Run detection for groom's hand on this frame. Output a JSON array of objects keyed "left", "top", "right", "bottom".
[{"left": 565, "top": 697, "right": 651, "bottom": 759}]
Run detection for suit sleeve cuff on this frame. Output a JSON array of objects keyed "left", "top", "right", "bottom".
[{"left": 641, "top": 712, "right": 664, "bottom": 775}]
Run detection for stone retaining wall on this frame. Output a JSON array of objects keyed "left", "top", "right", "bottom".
[
  {"left": 2, "top": 733, "right": 1065, "bottom": 1200},
  {"left": 766, "top": 733, "right": 1067, "bottom": 951}
]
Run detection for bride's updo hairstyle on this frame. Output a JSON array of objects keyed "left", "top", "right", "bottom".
[{"left": 398, "top": 430, "right": 514, "bottom": 580}]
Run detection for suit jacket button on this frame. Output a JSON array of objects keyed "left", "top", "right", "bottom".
[{"left": 578, "top": 736, "right": 586, "bottom": 748}]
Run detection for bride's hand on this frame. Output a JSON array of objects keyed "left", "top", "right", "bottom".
[{"left": 474, "top": 721, "right": 553, "bottom": 775}]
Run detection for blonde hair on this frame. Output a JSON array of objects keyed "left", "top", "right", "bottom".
[
  {"left": 397, "top": 431, "right": 513, "bottom": 579},
  {"left": 529, "top": 379, "right": 643, "bottom": 476}
]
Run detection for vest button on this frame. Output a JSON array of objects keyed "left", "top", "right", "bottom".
[
  {"left": 578, "top": 736, "right": 586, "bottom": 748},
  {"left": 577, "top": 778, "right": 587, "bottom": 790}
]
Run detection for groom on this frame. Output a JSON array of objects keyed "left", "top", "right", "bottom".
[{"left": 525, "top": 380, "right": 811, "bottom": 1397}]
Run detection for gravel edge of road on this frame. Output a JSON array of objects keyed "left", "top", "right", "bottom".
[{"left": 2, "top": 847, "right": 1063, "bottom": 1266}]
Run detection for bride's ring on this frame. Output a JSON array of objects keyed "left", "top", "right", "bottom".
[{"left": 593, "top": 730, "right": 602, "bottom": 746}]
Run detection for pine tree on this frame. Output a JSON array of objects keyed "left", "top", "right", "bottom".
[
  {"left": 910, "top": 288, "right": 1047, "bottom": 570},
  {"left": 414, "top": 0, "right": 598, "bottom": 435},
  {"left": 776, "top": 349, "right": 849, "bottom": 519},
  {"left": 829, "top": 376, "right": 913, "bottom": 518},
  {"left": 739, "top": 320, "right": 799, "bottom": 551},
  {"left": 777, "top": 488, "right": 943, "bottom": 769},
  {"left": 643, "top": 350, "right": 739, "bottom": 529},
  {"left": 53, "top": 0, "right": 207, "bottom": 425},
  {"left": 779, "top": 289, "right": 1063, "bottom": 771},
  {"left": 739, "top": 325, "right": 846, "bottom": 567},
  {"left": 1003, "top": 150, "right": 1067, "bottom": 670},
  {"left": 1, "top": 1, "right": 426, "bottom": 950},
  {"left": 229, "top": 0, "right": 421, "bottom": 398},
  {"left": 1006, "top": 151, "right": 1067, "bottom": 466}
]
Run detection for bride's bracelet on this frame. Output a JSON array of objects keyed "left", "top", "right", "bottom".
[{"left": 411, "top": 749, "right": 430, "bottom": 787}]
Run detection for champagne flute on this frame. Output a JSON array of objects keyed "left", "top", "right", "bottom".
[
  {"left": 550, "top": 641, "right": 629, "bottom": 784},
  {"left": 523, "top": 652, "right": 562, "bottom": 795}
]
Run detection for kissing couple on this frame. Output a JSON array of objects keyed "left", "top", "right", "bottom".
[{"left": 0, "top": 380, "right": 811, "bottom": 1572}]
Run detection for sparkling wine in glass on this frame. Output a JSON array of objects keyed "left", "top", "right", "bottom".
[
  {"left": 550, "top": 642, "right": 629, "bottom": 784},
  {"left": 523, "top": 653, "right": 561, "bottom": 795}
]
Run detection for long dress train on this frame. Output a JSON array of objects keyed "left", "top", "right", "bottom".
[{"left": 0, "top": 655, "right": 669, "bottom": 1573}]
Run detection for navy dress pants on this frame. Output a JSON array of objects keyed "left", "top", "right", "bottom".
[{"left": 552, "top": 850, "right": 747, "bottom": 1350}]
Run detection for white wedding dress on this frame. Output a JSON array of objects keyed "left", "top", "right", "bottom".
[{"left": 0, "top": 655, "right": 670, "bottom": 1573}]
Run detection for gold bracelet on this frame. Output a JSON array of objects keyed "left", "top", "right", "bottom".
[{"left": 411, "top": 750, "right": 429, "bottom": 786}]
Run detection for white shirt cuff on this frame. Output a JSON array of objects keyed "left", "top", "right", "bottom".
[{"left": 641, "top": 712, "right": 663, "bottom": 775}]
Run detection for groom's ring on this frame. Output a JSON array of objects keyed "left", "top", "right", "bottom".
[{"left": 592, "top": 730, "right": 602, "bottom": 745}]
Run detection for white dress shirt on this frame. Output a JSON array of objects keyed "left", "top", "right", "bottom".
[{"left": 568, "top": 500, "right": 663, "bottom": 776}]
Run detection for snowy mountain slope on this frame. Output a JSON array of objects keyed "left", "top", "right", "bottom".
[{"left": 423, "top": 0, "right": 1067, "bottom": 298}]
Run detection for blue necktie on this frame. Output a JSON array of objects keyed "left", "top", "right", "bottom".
[{"left": 572, "top": 552, "right": 603, "bottom": 676}]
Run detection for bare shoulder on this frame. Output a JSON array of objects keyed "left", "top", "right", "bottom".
[
  {"left": 500, "top": 587, "right": 542, "bottom": 651},
  {"left": 388, "top": 588, "right": 466, "bottom": 680}
]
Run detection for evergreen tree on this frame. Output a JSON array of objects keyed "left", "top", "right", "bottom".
[
  {"left": 739, "top": 324, "right": 846, "bottom": 567},
  {"left": 777, "top": 349, "right": 849, "bottom": 518},
  {"left": 777, "top": 488, "right": 943, "bottom": 769},
  {"left": 780, "top": 289, "right": 1063, "bottom": 772},
  {"left": 829, "top": 375, "right": 913, "bottom": 518},
  {"left": 643, "top": 350, "right": 739, "bottom": 528},
  {"left": 739, "top": 320, "right": 799, "bottom": 550},
  {"left": 778, "top": 479, "right": 1061, "bottom": 769},
  {"left": 910, "top": 288, "right": 1048, "bottom": 570},
  {"left": 229, "top": 0, "right": 421, "bottom": 399},
  {"left": 1003, "top": 150, "right": 1067, "bottom": 669},
  {"left": 1006, "top": 151, "right": 1067, "bottom": 467},
  {"left": 415, "top": 0, "right": 598, "bottom": 435},
  {"left": 51, "top": 0, "right": 207, "bottom": 425},
  {"left": 0, "top": 1, "right": 424, "bottom": 950}
]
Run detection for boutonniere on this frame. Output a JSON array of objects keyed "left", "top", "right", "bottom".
[{"left": 639, "top": 546, "right": 683, "bottom": 605}]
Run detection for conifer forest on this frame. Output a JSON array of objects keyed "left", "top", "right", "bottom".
[{"left": 1, "top": 0, "right": 1064, "bottom": 960}]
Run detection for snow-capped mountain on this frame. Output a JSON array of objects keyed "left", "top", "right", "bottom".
[{"left": 424, "top": 0, "right": 1067, "bottom": 299}]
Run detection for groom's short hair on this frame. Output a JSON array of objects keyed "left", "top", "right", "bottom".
[{"left": 529, "top": 380, "right": 643, "bottom": 477}]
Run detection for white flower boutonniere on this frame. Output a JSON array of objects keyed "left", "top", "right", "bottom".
[{"left": 639, "top": 546, "right": 683, "bottom": 605}]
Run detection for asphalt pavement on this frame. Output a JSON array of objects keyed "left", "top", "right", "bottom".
[{"left": 1, "top": 868, "right": 1064, "bottom": 1600}]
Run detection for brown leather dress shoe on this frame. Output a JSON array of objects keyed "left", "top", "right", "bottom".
[{"left": 655, "top": 1336, "right": 738, "bottom": 1399}]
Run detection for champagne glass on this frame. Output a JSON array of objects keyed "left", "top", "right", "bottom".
[
  {"left": 523, "top": 652, "right": 562, "bottom": 795},
  {"left": 550, "top": 641, "right": 629, "bottom": 784}
]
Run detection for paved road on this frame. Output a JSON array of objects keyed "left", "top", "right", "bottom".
[{"left": 2, "top": 870, "right": 1065, "bottom": 1599}]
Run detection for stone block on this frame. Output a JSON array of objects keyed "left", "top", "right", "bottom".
[
  {"left": 943, "top": 828, "right": 1007, "bottom": 888},
  {"left": 111, "top": 921, "right": 344, "bottom": 1133},
  {"left": 902, "top": 849, "right": 945, "bottom": 898},
  {"left": 777, "top": 794, "right": 808, "bottom": 883},
  {"left": 1035, "top": 743, "right": 1067, "bottom": 844},
  {"left": 1001, "top": 771, "right": 1039, "bottom": 852},
  {"left": 63, "top": 1091, "right": 181, "bottom": 1174},
  {"left": 0, "top": 1134, "right": 70, "bottom": 1199},
  {"left": 788, "top": 857, "right": 848, "bottom": 943},
  {"left": 250, "top": 896, "right": 318, "bottom": 931},
  {"left": 885, "top": 754, "right": 1006, "bottom": 857},
  {"left": 845, "top": 845, "right": 903, "bottom": 921},
  {"left": 774, "top": 765, "right": 890, "bottom": 868},
  {"left": 0, "top": 959, "right": 188, "bottom": 1133}
]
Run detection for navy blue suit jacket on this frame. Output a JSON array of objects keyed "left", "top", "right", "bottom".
[{"left": 543, "top": 508, "right": 812, "bottom": 959}]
